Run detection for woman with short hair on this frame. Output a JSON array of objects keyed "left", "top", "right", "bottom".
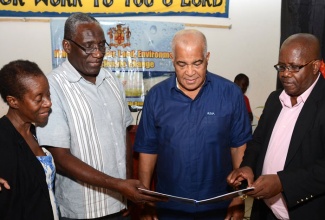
[{"left": 0, "top": 60, "right": 58, "bottom": 220}]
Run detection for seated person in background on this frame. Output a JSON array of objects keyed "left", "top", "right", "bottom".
[
  {"left": 0, "top": 60, "right": 58, "bottom": 220},
  {"left": 234, "top": 73, "right": 253, "bottom": 122}
]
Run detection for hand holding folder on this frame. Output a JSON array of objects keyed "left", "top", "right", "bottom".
[{"left": 138, "top": 186, "right": 254, "bottom": 205}]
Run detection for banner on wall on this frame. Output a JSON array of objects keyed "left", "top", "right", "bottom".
[
  {"left": 0, "top": 0, "right": 229, "bottom": 17},
  {"left": 51, "top": 19, "right": 184, "bottom": 108}
]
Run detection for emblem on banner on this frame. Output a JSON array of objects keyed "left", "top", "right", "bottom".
[{"left": 107, "top": 24, "right": 131, "bottom": 48}]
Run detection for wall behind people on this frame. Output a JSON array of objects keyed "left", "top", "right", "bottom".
[{"left": 0, "top": 0, "right": 281, "bottom": 124}]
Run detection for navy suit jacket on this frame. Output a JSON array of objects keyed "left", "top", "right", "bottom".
[{"left": 241, "top": 75, "right": 325, "bottom": 219}]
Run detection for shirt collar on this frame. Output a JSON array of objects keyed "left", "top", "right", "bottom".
[
  {"left": 62, "top": 60, "right": 108, "bottom": 84},
  {"left": 280, "top": 73, "right": 320, "bottom": 107}
]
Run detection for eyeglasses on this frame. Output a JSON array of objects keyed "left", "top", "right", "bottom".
[
  {"left": 66, "top": 39, "right": 110, "bottom": 54},
  {"left": 274, "top": 59, "right": 316, "bottom": 73}
]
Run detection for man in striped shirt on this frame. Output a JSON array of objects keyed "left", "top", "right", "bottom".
[{"left": 37, "top": 12, "right": 164, "bottom": 220}]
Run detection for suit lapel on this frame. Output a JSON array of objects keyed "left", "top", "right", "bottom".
[
  {"left": 16, "top": 131, "right": 49, "bottom": 196},
  {"left": 285, "top": 76, "right": 324, "bottom": 167},
  {"left": 256, "top": 92, "right": 283, "bottom": 175}
]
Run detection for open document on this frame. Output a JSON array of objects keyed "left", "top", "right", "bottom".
[{"left": 138, "top": 187, "right": 254, "bottom": 205}]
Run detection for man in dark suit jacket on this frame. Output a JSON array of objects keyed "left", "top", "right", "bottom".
[{"left": 227, "top": 33, "right": 325, "bottom": 220}]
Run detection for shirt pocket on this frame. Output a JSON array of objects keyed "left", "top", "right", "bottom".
[{"left": 203, "top": 114, "right": 231, "bottom": 143}]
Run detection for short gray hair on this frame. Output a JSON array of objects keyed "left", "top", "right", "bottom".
[
  {"left": 171, "top": 29, "right": 207, "bottom": 57},
  {"left": 64, "top": 13, "right": 100, "bottom": 40}
]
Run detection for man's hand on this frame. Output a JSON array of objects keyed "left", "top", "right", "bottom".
[
  {"left": 0, "top": 178, "right": 10, "bottom": 191},
  {"left": 227, "top": 166, "right": 254, "bottom": 188},
  {"left": 248, "top": 174, "right": 282, "bottom": 199},
  {"left": 117, "top": 179, "right": 167, "bottom": 205},
  {"left": 225, "top": 197, "right": 245, "bottom": 220}
]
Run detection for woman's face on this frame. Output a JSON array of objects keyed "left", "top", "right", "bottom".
[{"left": 16, "top": 75, "right": 52, "bottom": 126}]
